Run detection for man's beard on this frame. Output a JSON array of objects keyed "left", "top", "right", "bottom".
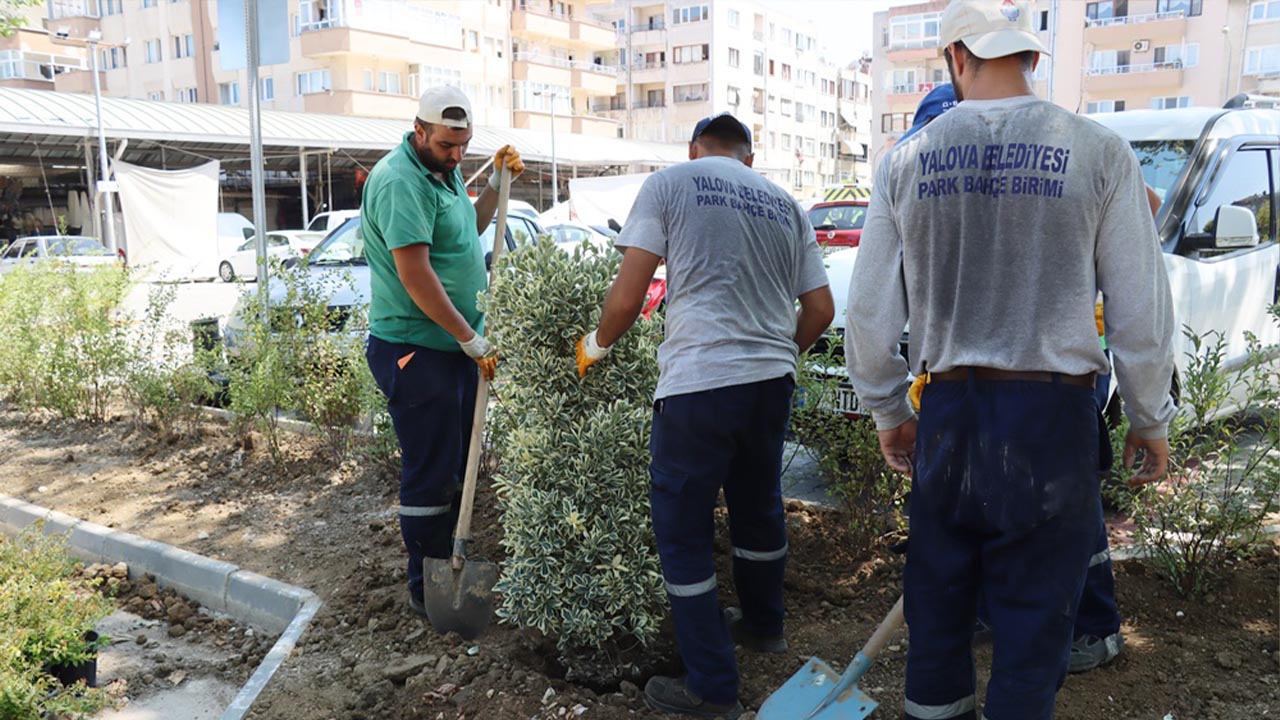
[
  {"left": 945, "top": 50, "right": 964, "bottom": 102},
  {"left": 412, "top": 136, "right": 456, "bottom": 175}
]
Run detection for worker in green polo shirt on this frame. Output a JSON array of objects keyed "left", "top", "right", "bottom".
[{"left": 362, "top": 85, "right": 524, "bottom": 619}]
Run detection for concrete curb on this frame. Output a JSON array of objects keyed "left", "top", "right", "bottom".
[{"left": 0, "top": 494, "right": 321, "bottom": 720}]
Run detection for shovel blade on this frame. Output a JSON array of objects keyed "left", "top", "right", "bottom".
[
  {"left": 422, "top": 557, "right": 499, "bottom": 640},
  {"left": 759, "top": 657, "right": 879, "bottom": 720}
]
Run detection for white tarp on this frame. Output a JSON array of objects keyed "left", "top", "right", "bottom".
[
  {"left": 115, "top": 160, "right": 220, "bottom": 279},
  {"left": 566, "top": 173, "right": 652, "bottom": 229}
]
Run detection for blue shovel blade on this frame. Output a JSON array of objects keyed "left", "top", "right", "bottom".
[{"left": 758, "top": 657, "right": 880, "bottom": 720}]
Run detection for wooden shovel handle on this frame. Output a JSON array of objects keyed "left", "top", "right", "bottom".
[
  {"left": 859, "top": 595, "right": 905, "bottom": 662},
  {"left": 452, "top": 167, "right": 512, "bottom": 561}
]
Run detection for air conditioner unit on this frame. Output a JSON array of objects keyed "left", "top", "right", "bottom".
[{"left": 1133, "top": 39, "right": 1151, "bottom": 52}]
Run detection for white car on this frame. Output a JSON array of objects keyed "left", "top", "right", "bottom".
[
  {"left": 303, "top": 210, "right": 362, "bottom": 234},
  {"left": 544, "top": 222, "right": 614, "bottom": 252},
  {"left": 825, "top": 105, "right": 1280, "bottom": 419},
  {"left": 0, "top": 235, "right": 119, "bottom": 275},
  {"left": 218, "top": 230, "right": 326, "bottom": 282}
]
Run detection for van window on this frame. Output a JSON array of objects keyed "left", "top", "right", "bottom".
[
  {"left": 306, "top": 214, "right": 327, "bottom": 232},
  {"left": 3, "top": 241, "right": 27, "bottom": 259},
  {"left": 1131, "top": 140, "right": 1195, "bottom": 204},
  {"left": 1191, "top": 148, "right": 1274, "bottom": 244}
]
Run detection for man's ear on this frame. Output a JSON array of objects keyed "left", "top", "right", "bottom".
[
  {"left": 688, "top": 142, "right": 698, "bottom": 161},
  {"left": 742, "top": 153, "right": 755, "bottom": 168}
]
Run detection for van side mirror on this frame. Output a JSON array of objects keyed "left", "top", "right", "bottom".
[{"left": 1211, "top": 205, "right": 1260, "bottom": 249}]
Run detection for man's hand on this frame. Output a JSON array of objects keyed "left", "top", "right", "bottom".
[
  {"left": 460, "top": 333, "right": 499, "bottom": 382},
  {"left": 1123, "top": 431, "right": 1169, "bottom": 486},
  {"left": 878, "top": 418, "right": 917, "bottom": 476},
  {"left": 575, "top": 330, "right": 611, "bottom": 378},
  {"left": 488, "top": 145, "right": 525, "bottom": 189}
]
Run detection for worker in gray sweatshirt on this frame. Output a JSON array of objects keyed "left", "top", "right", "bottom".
[{"left": 844, "top": 1, "right": 1177, "bottom": 718}]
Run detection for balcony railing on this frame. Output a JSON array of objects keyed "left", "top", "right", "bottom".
[
  {"left": 1085, "top": 10, "right": 1184, "bottom": 28},
  {"left": 298, "top": 0, "right": 462, "bottom": 44},
  {"left": 514, "top": 52, "right": 618, "bottom": 75},
  {"left": 48, "top": 0, "right": 98, "bottom": 19},
  {"left": 891, "top": 82, "right": 938, "bottom": 94},
  {"left": 517, "top": 0, "right": 614, "bottom": 31},
  {"left": 1086, "top": 60, "right": 1183, "bottom": 76},
  {"left": 888, "top": 37, "right": 939, "bottom": 50},
  {"left": 0, "top": 51, "right": 85, "bottom": 82},
  {"left": 625, "top": 59, "right": 666, "bottom": 71}
]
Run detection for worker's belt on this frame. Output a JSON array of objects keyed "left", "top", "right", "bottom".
[{"left": 930, "top": 367, "right": 1096, "bottom": 389}]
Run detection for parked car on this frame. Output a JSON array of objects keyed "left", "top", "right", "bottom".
[
  {"left": 545, "top": 222, "right": 614, "bottom": 250},
  {"left": 218, "top": 230, "right": 326, "bottom": 282},
  {"left": 808, "top": 185, "right": 871, "bottom": 249},
  {"left": 822, "top": 105, "right": 1280, "bottom": 419},
  {"left": 303, "top": 210, "right": 361, "bottom": 234},
  {"left": 0, "top": 235, "right": 118, "bottom": 275},
  {"left": 216, "top": 212, "right": 256, "bottom": 259}
]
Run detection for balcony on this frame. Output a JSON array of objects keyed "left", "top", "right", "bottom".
[
  {"left": 1085, "top": 62, "right": 1184, "bottom": 93},
  {"left": 0, "top": 50, "right": 85, "bottom": 89},
  {"left": 571, "top": 18, "right": 615, "bottom": 48},
  {"left": 513, "top": 53, "right": 573, "bottom": 86},
  {"left": 514, "top": 5, "right": 615, "bottom": 50},
  {"left": 302, "top": 89, "right": 416, "bottom": 119},
  {"left": 887, "top": 38, "right": 940, "bottom": 63},
  {"left": 1084, "top": 10, "right": 1187, "bottom": 45},
  {"left": 573, "top": 114, "right": 619, "bottom": 136},
  {"left": 572, "top": 64, "right": 618, "bottom": 96},
  {"left": 628, "top": 23, "right": 667, "bottom": 48},
  {"left": 298, "top": 0, "right": 462, "bottom": 51},
  {"left": 53, "top": 68, "right": 105, "bottom": 94}
]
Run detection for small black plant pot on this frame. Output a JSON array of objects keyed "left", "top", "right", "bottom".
[{"left": 46, "top": 631, "right": 99, "bottom": 688}]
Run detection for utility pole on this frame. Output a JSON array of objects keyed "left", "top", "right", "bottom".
[
  {"left": 87, "top": 33, "right": 116, "bottom": 253},
  {"left": 625, "top": 0, "right": 633, "bottom": 139},
  {"left": 244, "top": 0, "right": 268, "bottom": 292}
]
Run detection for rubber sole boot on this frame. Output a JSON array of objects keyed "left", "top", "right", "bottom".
[
  {"left": 408, "top": 589, "right": 428, "bottom": 619},
  {"left": 643, "top": 676, "right": 743, "bottom": 719},
  {"left": 723, "top": 607, "right": 788, "bottom": 654},
  {"left": 1069, "top": 631, "right": 1124, "bottom": 673}
]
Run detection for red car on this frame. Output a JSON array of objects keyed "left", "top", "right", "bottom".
[{"left": 808, "top": 185, "right": 871, "bottom": 248}]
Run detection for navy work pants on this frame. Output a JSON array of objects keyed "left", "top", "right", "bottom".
[
  {"left": 904, "top": 374, "right": 1105, "bottom": 720},
  {"left": 649, "top": 376, "right": 795, "bottom": 705},
  {"left": 366, "top": 335, "right": 477, "bottom": 601}
]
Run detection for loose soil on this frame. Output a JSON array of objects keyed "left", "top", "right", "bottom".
[{"left": 0, "top": 406, "right": 1275, "bottom": 719}]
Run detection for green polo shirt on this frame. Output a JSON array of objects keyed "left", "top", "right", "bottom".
[{"left": 362, "top": 133, "right": 485, "bottom": 351}]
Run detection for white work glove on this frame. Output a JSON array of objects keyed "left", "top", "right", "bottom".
[
  {"left": 459, "top": 334, "right": 498, "bottom": 381},
  {"left": 575, "top": 329, "right": 611, "bottom": 378}
]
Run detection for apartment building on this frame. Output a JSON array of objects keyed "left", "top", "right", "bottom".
[
  {"left": 0, "top": 4, "right": 86, "bottom": 92},
  {"left": 591, "top": 0, "right": 868, "bottom": 196},
  {"left": 837, "top": 58, "right": 874, "bottom": 187},
  {"left": 870, "top": 0, "right": 1279, "bottom": 168},
  {"left": 31, "top": 0, "right": 623, "bottom": 137}
]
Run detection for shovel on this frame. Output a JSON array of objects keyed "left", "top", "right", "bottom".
[
  {"left": 759, "top": 595, "right": 905, "bottom": 720},
  {"left": 422, "top": 164, "right": 513, "bottom": 640}
]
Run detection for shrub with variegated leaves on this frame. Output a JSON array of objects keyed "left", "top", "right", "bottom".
[{"left": 485, "top": 236, "right": 665, "bottom": 657}]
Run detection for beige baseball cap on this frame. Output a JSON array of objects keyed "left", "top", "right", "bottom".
[
  {"left": 417, "top": 85, "right": 472, "bottom": 128},
  {"left": 940, "top": 0, "right": 1050, "bottom": 59}
]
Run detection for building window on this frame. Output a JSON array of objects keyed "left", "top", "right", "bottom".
[
  {"left": 780, "top": 63, "right": 791, "bottom": 81},
  {"left": 97, "top": 0, "right": 122, "bottom": 15},
  {"left": 781, "top": 98, "right": 792, "bottom": 116},
  {"left": 1038, "top": 10, "right": 1050, "bottom": 30},
  {"left": 728, "top": 48, "right": 740, "bottom": 67},
  {"left": 1252, "top": 1, "right": 1280, "bottom": 21},
  {"left": 1150, "top": 96, "right": 1190, "bottom": 110},
  {"left": 881, "top": 112, "right": 913, "bottom": 133},
  {"left": 888, "top": 12, "right": 941, "bottom": 50},
  {"left": 260, "top": 77, "right": 275, "bottom": 101},
  {"left": 378, "top": 70, "right": 401, "bottom": 94},
  {"left": 513, "top": 81, "right": 572, "bottom": 113},
  {"left": 296, "top": 69, "right": 331, "bottom": 95},
  {"left": 145, "top": 39, "right": 162, "bottom": 64},
  {"left": 1089, "top": 49, "right": 1130, "bottom": 73},
  {"left": 752, "top": 87, "right": 765, "bottom": 114},
  {"left": 781, "top": 133, "right": 791, "bottom": 150},
  {"left": 1086, "top": 99, "right": 1126, "bottom": 113},
  {"left": 1245, "top": 45, "right": 1280, "bottom": 74},
  {"left": 100, "top": 47, "right": 125, "bottom": 69},
  {"left": 674, "top": 44, "right": 708, "bottom": 64},
  {"left": 173, "top": 34, "right": 194, "bottom": 59},
  {"left": 1157, "top": 0, "right": 1202, "bottom": 16},
  {"left": 726, "top": 85, "right": 740, "bottom": 106},
  {"left": 147, "top": 91, "right": 164, "bottom": 101},
  {"left": 671, "top": 4, "right": 708, "bottom": 25},
  {"left": 175, "top": 87, "right": 198, "bottom": 103},
  {"left": 728, "top": 9, "right": 739, "bottom": 27},
  {"left": 753, "top": 51, "right": 765, "bottom": 76},
  {"left": 1086, "top": 1, "right": 1128, "bottom": 20},
  {"left": 219, "top": 81, "right": 241, "bottom": 105},
  {"left": 362, "top": 69, "right": 374, "bottom": 91},
  {"left": 1154, "top": 43, "right": 1198, "bottom": 68},
  {"left": 673, "top": 82, "right": 707, "bottom": 103},
  {"left": 414, "top": 64, "right": 462, "bottom": 91},
  {"left": 143, "top": 0, "right": 156, "bottom": 7}
]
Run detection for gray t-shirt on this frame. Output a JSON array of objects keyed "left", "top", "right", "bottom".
[
  {"left": 616, "top": 156, "right": 829, "bottom": 400},
  {"left": 845, "top": 95, "right": 1177, "bottom": 438}
]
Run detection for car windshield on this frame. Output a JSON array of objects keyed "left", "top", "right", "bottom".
[
  {"left": 1130, "top": 140, "right": 1196, "bottom": 203},
  {"left": 808, "top": 204, "right": 867, "bottom": 231},
  {"left": 308, "top": 221, "right": 366, "bottom": 265},
  {"left": 43, "top": 236, "right": 112, "bottom": 256}
]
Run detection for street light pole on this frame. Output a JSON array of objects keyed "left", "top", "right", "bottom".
[
  {"left": 244, "top": 0, "right": 268, "bottom": 291},
  {"left": 535, "top": 89, "right": 559, "bottom": 205},
  {"left": 86, "top": 34, "right": 116, "bottom": 253}
]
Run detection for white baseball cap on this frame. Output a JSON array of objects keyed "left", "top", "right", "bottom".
[
  {"left": 940, "top": 0, "right": 1050, "bottom": 59},
  {"left": 417, "top": 85, "right": 472, "bottom": 128}
]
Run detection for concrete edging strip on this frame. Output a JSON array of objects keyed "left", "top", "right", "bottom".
[{"left": 0, "top": 494, "right": 321, "bottom": 720}]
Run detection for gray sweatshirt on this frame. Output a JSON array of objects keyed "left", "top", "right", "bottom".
[{"left": 845, "top": 95, "right": 1177, "bottom": 439}]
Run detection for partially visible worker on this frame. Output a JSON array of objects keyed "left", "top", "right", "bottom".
[
  {"left": 576, "top": 112, "right": 834, "bottom": 718},
  {"left": 845, "top": 2, "right": 1177, "bottom": 718},
  {"left": 361, "top": 85, "right": 524, "bottom": 620}
]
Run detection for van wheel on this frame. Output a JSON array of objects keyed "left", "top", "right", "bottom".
[{"left": 219, "top": 262, "right": 235, "bottom": 283}]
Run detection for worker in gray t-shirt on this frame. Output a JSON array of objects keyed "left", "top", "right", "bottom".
[
  {"left": 575, "top": 112, "right": 833, "bottom": 718},
  {"left": 844, "top": 2, "right": 1176, "bottom": 719}
]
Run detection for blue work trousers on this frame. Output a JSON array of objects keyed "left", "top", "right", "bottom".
[
  {"left": 649, "top": 376, "right": 795, "bottom": 706},
  {"left": 366, "top": 335, "right": 477, "bottom": 600},
  {"left": 904, "top": 374, "right": 1105, "bottom": 720}
]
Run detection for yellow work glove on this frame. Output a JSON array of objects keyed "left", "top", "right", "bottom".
[
  {"left": 575, "top": 329, "right": 611, "bottom": 379},
  {"left": 1094, "top": 302, "right": 1106, "bottom": 338},
  {"left": 460, "top": 334, "right": 499, "bottom": 382},
  {"left": 488, "top": 145, "right": 526, "bottom": 189},
  {"left": 908, "top": 373, "right": 928, "bottom": 412}
]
